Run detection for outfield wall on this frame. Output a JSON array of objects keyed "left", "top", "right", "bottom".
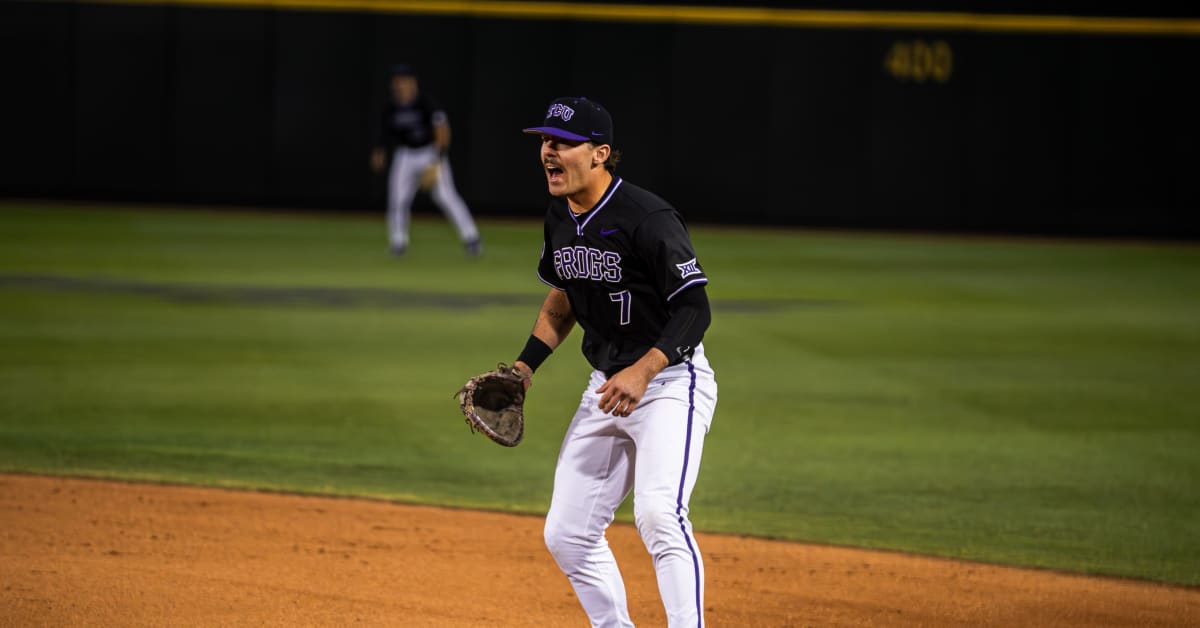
[{"left": 1, "top": 1, "right": 1197, "bottom": 237}]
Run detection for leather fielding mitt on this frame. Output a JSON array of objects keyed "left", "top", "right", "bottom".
[
  {"left": 418, "top": 162, "right": 439, "bottom": 192},
  {"left": 455, "top": 363, "right": 529, "bottom": 447}
]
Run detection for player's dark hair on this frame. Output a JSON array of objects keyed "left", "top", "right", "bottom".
[{"left": 603, "top": 148, "right": 622, "bottom": 173}]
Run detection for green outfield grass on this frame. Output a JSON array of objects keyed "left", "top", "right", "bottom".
[{"left": 1, "top": 202, "right": 1198, "bottom": 585}]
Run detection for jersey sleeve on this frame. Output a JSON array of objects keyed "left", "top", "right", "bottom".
[
  {"left": 536, "top": 218, "right": 565, "bottom": 290},
  {"left": 423, "top": 96, "right": 449, "bottom": 127},
  {"left": 635, "top": 210, "right": 708, "bottom": 301}
]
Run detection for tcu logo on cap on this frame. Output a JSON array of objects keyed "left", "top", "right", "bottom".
[{"left": 547, "top": 103, "right": 575, "bottom": 121}]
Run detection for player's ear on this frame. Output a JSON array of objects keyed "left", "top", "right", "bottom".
[{"left": 591, "top": 143, "right": 611, "bottom": 168}]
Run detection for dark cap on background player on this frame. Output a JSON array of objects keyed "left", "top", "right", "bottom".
[
  {"left": 390, "top": 63, "right": 416, "bottom": 77},
  {"left": 523, "top": 96, "right": 613, "bottom": 147}
]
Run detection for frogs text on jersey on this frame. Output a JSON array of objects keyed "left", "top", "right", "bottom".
[{"left": 553, "top": 246, "right": 622, "bottom": 283}]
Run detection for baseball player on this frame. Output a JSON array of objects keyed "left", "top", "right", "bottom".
[
  {"left": 512, "top": 97, "right": 718, "bottom": 628},
  {"left": 370, "top": 64, "right": 481, "bottom": 256}
]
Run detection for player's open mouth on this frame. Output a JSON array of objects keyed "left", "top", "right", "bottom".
[{"left": 545, "top": 165, "right": 564, "bottom": 183}]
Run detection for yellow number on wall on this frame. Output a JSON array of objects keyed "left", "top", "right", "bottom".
[{"left": 884, "top": 40, "right": 953, "bottom": 84}]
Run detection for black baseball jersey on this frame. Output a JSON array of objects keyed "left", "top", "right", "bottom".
[
  {"left": 537, "top": 177, "right": 709, "bottom": 375},
  {"left": 380, "top": 95, "right": 446, "bottom": 149}
]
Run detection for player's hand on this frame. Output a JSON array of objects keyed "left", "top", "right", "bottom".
[
  {"left": 512, "top": 361, "right": 534, "bottom": 391},
  {"left": 370, "top": 148, "right": 386, "bottom": 173},
  {"left": 596, "top": 367, "right": 651, "bottom": 417},
  {"left": 597, "top": 349, "right": 668, "bottom": 417}
]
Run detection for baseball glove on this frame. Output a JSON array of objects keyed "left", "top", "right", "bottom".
[
  {"left": 455, "top": 363, "right": 529, "bottom": 447},
  {"left": 418, "top": 162, "right": 440, "bottom": 191}
]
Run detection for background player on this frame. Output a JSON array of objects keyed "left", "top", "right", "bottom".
[
  {"left": 370, "top": 64, "right": 480, "bottom": 256},
  {"left": 512, "top": 96, "right": 719, "bottom": 627}
]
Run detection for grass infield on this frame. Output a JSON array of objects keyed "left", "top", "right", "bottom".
[{"left": 1, "top": 202, "right": 1197, "bottom": 585}]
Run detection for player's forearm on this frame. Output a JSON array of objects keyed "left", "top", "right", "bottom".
[
  {"left": 533, "top": 289, "right": 575, "bottom": 349},
  {"left": 629, "top": 347, "right": 670, "bottom": 382},
  {"left": 434, "top": 123, "right": 451, "bottom": 153},
  {"left": 516, "top": 289, "right": 575, "bottom": 375}
]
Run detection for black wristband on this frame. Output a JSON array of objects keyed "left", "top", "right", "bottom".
[{"left": 516, "top": 335, "right": 553, "bottom": 372}]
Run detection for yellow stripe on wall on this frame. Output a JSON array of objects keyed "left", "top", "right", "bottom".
[{"left": 86, "top": 0, "right": 1200, "bottom": 36}]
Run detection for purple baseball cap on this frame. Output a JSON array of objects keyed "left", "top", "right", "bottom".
[{"left": 523, "top": 96, "right": 613, "bottom": 146}]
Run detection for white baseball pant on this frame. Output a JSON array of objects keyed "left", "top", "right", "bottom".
[
  {"left": 544, "top": 344, "right": 717, "bottom": 628},
  {"left": 387, "top": 144, "right": 479, "bottom": 249}
]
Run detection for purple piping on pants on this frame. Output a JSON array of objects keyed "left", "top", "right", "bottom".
[{"left": 675, "top": 361, "right": 703, "bottom": 627}]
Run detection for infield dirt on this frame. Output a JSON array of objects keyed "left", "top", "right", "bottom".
[{"left": 2, "top": 474, "right": 1196, "bottom": 627}]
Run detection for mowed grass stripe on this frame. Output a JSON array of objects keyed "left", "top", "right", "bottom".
[{"left": 0, "top": 272, "right": 837, "bottom": 311}]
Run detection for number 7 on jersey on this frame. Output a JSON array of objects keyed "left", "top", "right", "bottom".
[{"left": 609, "top": 290, "right": 631, "bottom": 325}]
